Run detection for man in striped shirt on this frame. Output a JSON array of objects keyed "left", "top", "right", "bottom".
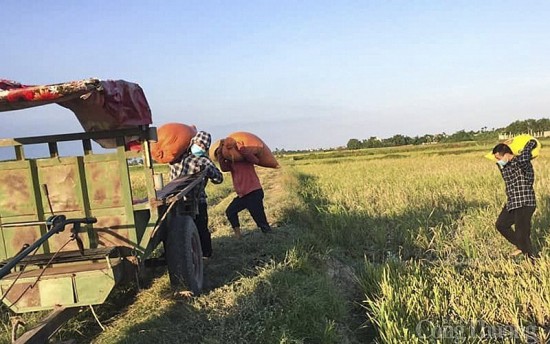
[{"left": 492, "top": 139, "right": 537, "bottom": 259}]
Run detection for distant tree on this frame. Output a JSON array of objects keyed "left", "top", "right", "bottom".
[
  {"left": 536, "top": 118, "right": 550, "bottom": 131},
  {"left": 473, "top": 130, "right": 498, "bottom": 141},
  {"left": 343, "top": 118, "right": 549, "bottom": 150},
  {"left": 433, "top": 133, "right": 447, "bottom": 142},
  {"left": 444, "top": 130, "right": 474, "bottom": 142},
  {"left": 410, "top": 134, "right": 433, "bottom": 145},
  {"left": 526, "top": 119, "right": 537, "bottom": 132},
  {"left": 385, "top": 134, "right": 411, "bottom": 146},
  {"left": 363, "top": 136, "right": 383, "bottom": 148},
  {"left": 421, "top": 134, "right": 435, "bottom": 143},
  {"left": 505, "top": 118, "right": 550, "bottom": 134},
  {"left": 346, "top": 138, "right": 362, "bottom": 150}
]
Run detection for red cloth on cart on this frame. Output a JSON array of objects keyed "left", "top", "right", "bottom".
[{"left": 0, "top": 78, "right": 153, "bottom": 148}]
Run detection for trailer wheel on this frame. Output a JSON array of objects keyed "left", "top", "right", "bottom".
[{"left": 165, "top": 215, "right": 204, "bottom": 295}]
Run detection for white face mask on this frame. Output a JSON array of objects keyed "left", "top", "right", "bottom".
[{"left": 497, "top": 159, "right": 508, "bottom": 167}]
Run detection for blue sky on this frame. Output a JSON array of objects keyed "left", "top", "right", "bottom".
[{"left": 2, "top": 1, "right": 550, "bottom": 150}]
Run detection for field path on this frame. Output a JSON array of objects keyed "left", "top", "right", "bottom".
[{"left": 88, "top": 166, "right": 372, "bottom": 343}]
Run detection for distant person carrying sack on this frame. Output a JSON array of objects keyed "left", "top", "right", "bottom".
[
  {"left": 170, "top": 131, "right": 223, "bottom": 257},
  {"left": 216, "top": 140, "right": 272, "bottom": 238},
  {"left": 492, "top": 139, "right": 538, "bottom": 260}
]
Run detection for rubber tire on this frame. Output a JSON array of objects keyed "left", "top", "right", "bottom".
[{"left": 165, "top": 215, "right": 204, "bottom": 295}]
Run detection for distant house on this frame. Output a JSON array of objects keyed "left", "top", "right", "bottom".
[{"left": 498, "top": 131, "right": 550, "bottom": 140}]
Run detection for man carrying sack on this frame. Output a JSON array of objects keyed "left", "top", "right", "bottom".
[
  {"left": 492, "top": 139, "right": 538, "bottom": 260},
  {"left": 216, "top": 139, "right": 272, "bottom": 238}
]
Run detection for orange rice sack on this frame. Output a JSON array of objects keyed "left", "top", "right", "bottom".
[
  {"left": 151, "top": 123, "right": 197, "bottom": 163},
  {"left": 211, "top": 132, "right": 279, "bottom": 168},
  {"left": 209, "top": 137, "right": 242, "bottom": 161},
  {"left": 222, "top": 136, "right": 264, "bottom": 161}
]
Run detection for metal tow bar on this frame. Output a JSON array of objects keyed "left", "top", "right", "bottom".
[{"left": 0, "top": 215, "right": 97, "bottom": 279}]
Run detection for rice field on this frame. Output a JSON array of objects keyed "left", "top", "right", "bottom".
[
  {"left": 285, "top": 141, "right": 550, "bottom": 343},
  {"left": 3, "top": 140, "right": 550, "bottom": 343}
]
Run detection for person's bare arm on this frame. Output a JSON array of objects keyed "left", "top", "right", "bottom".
[{"left": 239, "top": 147, "right": 260, "bottom": 164}]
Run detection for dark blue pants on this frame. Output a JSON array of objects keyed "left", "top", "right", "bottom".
[
  {"left": 195, "top": 202, "right": 212, "bottom": 257},
  {"left": 226, "top": 188, "right": 270, "bottom": 231}
]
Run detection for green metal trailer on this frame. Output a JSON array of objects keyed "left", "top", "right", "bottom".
[{"left": 0, "top": 78, "right": 205, "bottom": 342}]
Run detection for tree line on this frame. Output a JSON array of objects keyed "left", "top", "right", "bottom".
[{"left": 346, "top": 117, "right": 550, "bottom": 150}]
